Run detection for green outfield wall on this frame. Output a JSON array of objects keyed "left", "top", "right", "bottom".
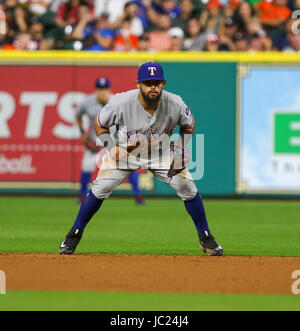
[{"left": 155, "top": 62, "right": 236, "bottom": 196}]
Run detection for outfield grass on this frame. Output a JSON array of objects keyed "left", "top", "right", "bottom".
[
  {"left": 0, "top": 197, "right": 300, "bottom": 256},
  {"left": 1, "top": 196, "right": 300, "bottom": 311},
  {"left": 0, "top": 291, "right": 300, "bottom": 311}
]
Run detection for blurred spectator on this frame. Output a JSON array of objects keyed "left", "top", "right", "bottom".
[
  {"left": 138, "top": 32, "right": 152, "bottom": 50},
  {"left": 29, "top": 19, "right": 45, "bottom": 47},
  {"left": 12, "top": 31, "right": 39, "bottom": 49},
  {"left": 204, "top": 33, "right": 220, "bottom": 51},
  {"left": 47, "top": 0, "right": 94, "bottom": 49},
  {"left": 0, "top": 0, "right": 297, "bottom": 52},
  {"left": 49, "top": 0, "right": 65, "bottom": 13},
  {"left": 139, "top": 0, "right": 181, "bottom": 27},
  {"left": 255, "top": 0, "right": 292, "bottom": 29},
  {"left": 219, "top": 17, "right": 238, "bottom": 50},
  {"left": 233, "top": 1, "right": 257, "bottom": 33},
  {"left": 0, "top": 5, "right": 11, "bottom": 48},
  {"left": 110, "top": 1, "right": 144, "bottom": 36},
  {"left": 273, "top": 18, "right": 300, "bottom": 51},
  {"left": 233, "top": 31, "right": 250, "bottom": 50},
  {"left": 132, "top": 0, "right": 153, "bottom": 29},
  {"left": 19, "top": 0, "right": 52, "bottom": 18},
  {"left": 95, "top": 0, "right": 128, "bottom": 24},
  {"left": 5, "top": 0, "right": 29, "bottom": 33},
  {"left": 55, "top": 0, "right": 82, "bottom": 28},
  {"left": 183, "top": 17, "right": 207, "bottom": 50},
  {"left": 52, "top": 1, "right": 91, "bottom": 50},
  {"left": 0, "top": 3, "right": 6, "bottom": 28},
  {"left": 246, "top": 17, "right": 272, "bottom": 50},
  {"left": 148, "top": 13, "right": 172, "bottom": 50},
  {"left": 32, "top": 1, "right": 65, "bottom": 40},
  {"left": 152, "top": 0, "right": 181, "bottom": 19},
  {"left": 283, "top": 19, "right": 300, "bottom": 51},
  {"left": 169, "top": 26, "right": 184, "bottom": 50},
  {"left": 291, "top": 0, "right": 300, "bottom": 10},
  {"left": 113, "top": 18, "right": 139, "bottom": 51},
  {"left": 68, "top": 12, "right": 114, "bottom": 51},
  {"left": 172, "top": 0, "right": 199, "bottom": 31},
  {"left": 221, "top": 1, "right": 237, "bottom": 19},
  {"left": 227, "top": 0, "right": 243, "bottom": 8},
  {"left": 191, "top": 0, "right": 205, "bottom": 13},
  {"left": 200, "top": 0, "right": 223, "bottom": 34}
]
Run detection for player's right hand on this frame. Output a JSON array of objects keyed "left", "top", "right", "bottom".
[
  {"left": 81, "top": 132, "right": 90, "bottom": 144},
  {"left": 109, "top": 146, "right": 129, "bottom": 163}
]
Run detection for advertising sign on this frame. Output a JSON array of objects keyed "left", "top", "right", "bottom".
[
  {"left": 239, "top": 66, "right": 300, "bottom": 193},
  {"left": 0, "top": 65, "right": 145, "bottom": 191}
]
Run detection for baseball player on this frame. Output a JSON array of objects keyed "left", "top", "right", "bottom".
[
  {"left": 76, "top": 77, "right": 145, "bottom": 204},
  {"left": 60, "top": 63, "right": 223, "bottom": 256}
]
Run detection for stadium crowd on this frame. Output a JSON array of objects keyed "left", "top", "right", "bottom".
[{"left": 0, "top": 0, "right": 300, "bottom": 51}]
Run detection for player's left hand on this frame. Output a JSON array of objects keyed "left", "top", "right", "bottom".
[
  {"left": 82, "top": 135, "right": 102, "bottom": 153},
  {"left": 168, "top": 142, "right": 190, "bottom": 178},
  {"left": 109, "top": 145, "right": 129, "bottom": 162},
  {"left": 109, "top": 142, "right": 141, "bottom": 163}
]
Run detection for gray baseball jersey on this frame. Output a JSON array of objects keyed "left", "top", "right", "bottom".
[
  {"left": 76, "top": 94, "right": 113, "bottom": 141},
  {"left": 96, "top": 89, "right": 194, "bottom": 169}
]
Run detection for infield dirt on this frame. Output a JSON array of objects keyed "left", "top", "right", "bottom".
[{"left": 0, "top": 253, "right": 299, "bottom": 295}]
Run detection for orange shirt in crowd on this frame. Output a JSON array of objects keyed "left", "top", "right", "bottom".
[
  {"left": 256, "top": 1, "right": 291, "bottom": 22},
  {"left": 206, "top": 0, "right": 241, "bottom": 10},
  {"left": 1, "top": 45, "right": 16, "bottom": 50},
  {"left": 113, "top": 34, "right": 139, "bottom": 51}
]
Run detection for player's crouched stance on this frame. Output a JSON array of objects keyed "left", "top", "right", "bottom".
[{"left": 59, "top": 62, "right": 223, "bottom": 256}]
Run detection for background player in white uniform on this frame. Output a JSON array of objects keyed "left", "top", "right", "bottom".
[
  {"left": 60, "top": 63, "right": 223, "bottom": 256},
  {"left": 76, "top": 77, "right": 144, "bottom": 204}
]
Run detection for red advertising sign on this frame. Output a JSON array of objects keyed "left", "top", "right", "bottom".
[{"left": 0, "top": 65, "right": 138, "bottom": 183}]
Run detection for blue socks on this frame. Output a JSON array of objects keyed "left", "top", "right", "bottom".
[
  {"left": 80, "top": 172, "right": 92, "bottom": 196},
  {"left": 73, "top": 190, "right": 103, "bottom": 231},
  {"left": 129, "top": 171, "right": 145, "bottom": 204},
  {"left": 74, "top": 187, "right": 207, "bottom": 235},
  {"left": 129, "top": 171, "right": 141, "bottom": 196},
  {"left": 184, "top": 192, "right": 209, "bottom": 234}
]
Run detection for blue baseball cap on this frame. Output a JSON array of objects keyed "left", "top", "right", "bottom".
[
  {"left": 95, "top": 77, "right": 111, "bottom": 89},
  {"left": 137, "top": 62, "right": 165, "bottom": 82}
]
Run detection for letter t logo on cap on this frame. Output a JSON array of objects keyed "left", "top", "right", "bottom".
[
  {"left": 137, "top": 62, "right": 165, "bottom": 82},
  {"left": 148, "top": 67, "right": 157, "bottom": 76}
]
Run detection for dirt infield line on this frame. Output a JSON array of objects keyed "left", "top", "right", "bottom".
[{"left": 0, "top": 253, "right": 299, "bottom": 295}]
